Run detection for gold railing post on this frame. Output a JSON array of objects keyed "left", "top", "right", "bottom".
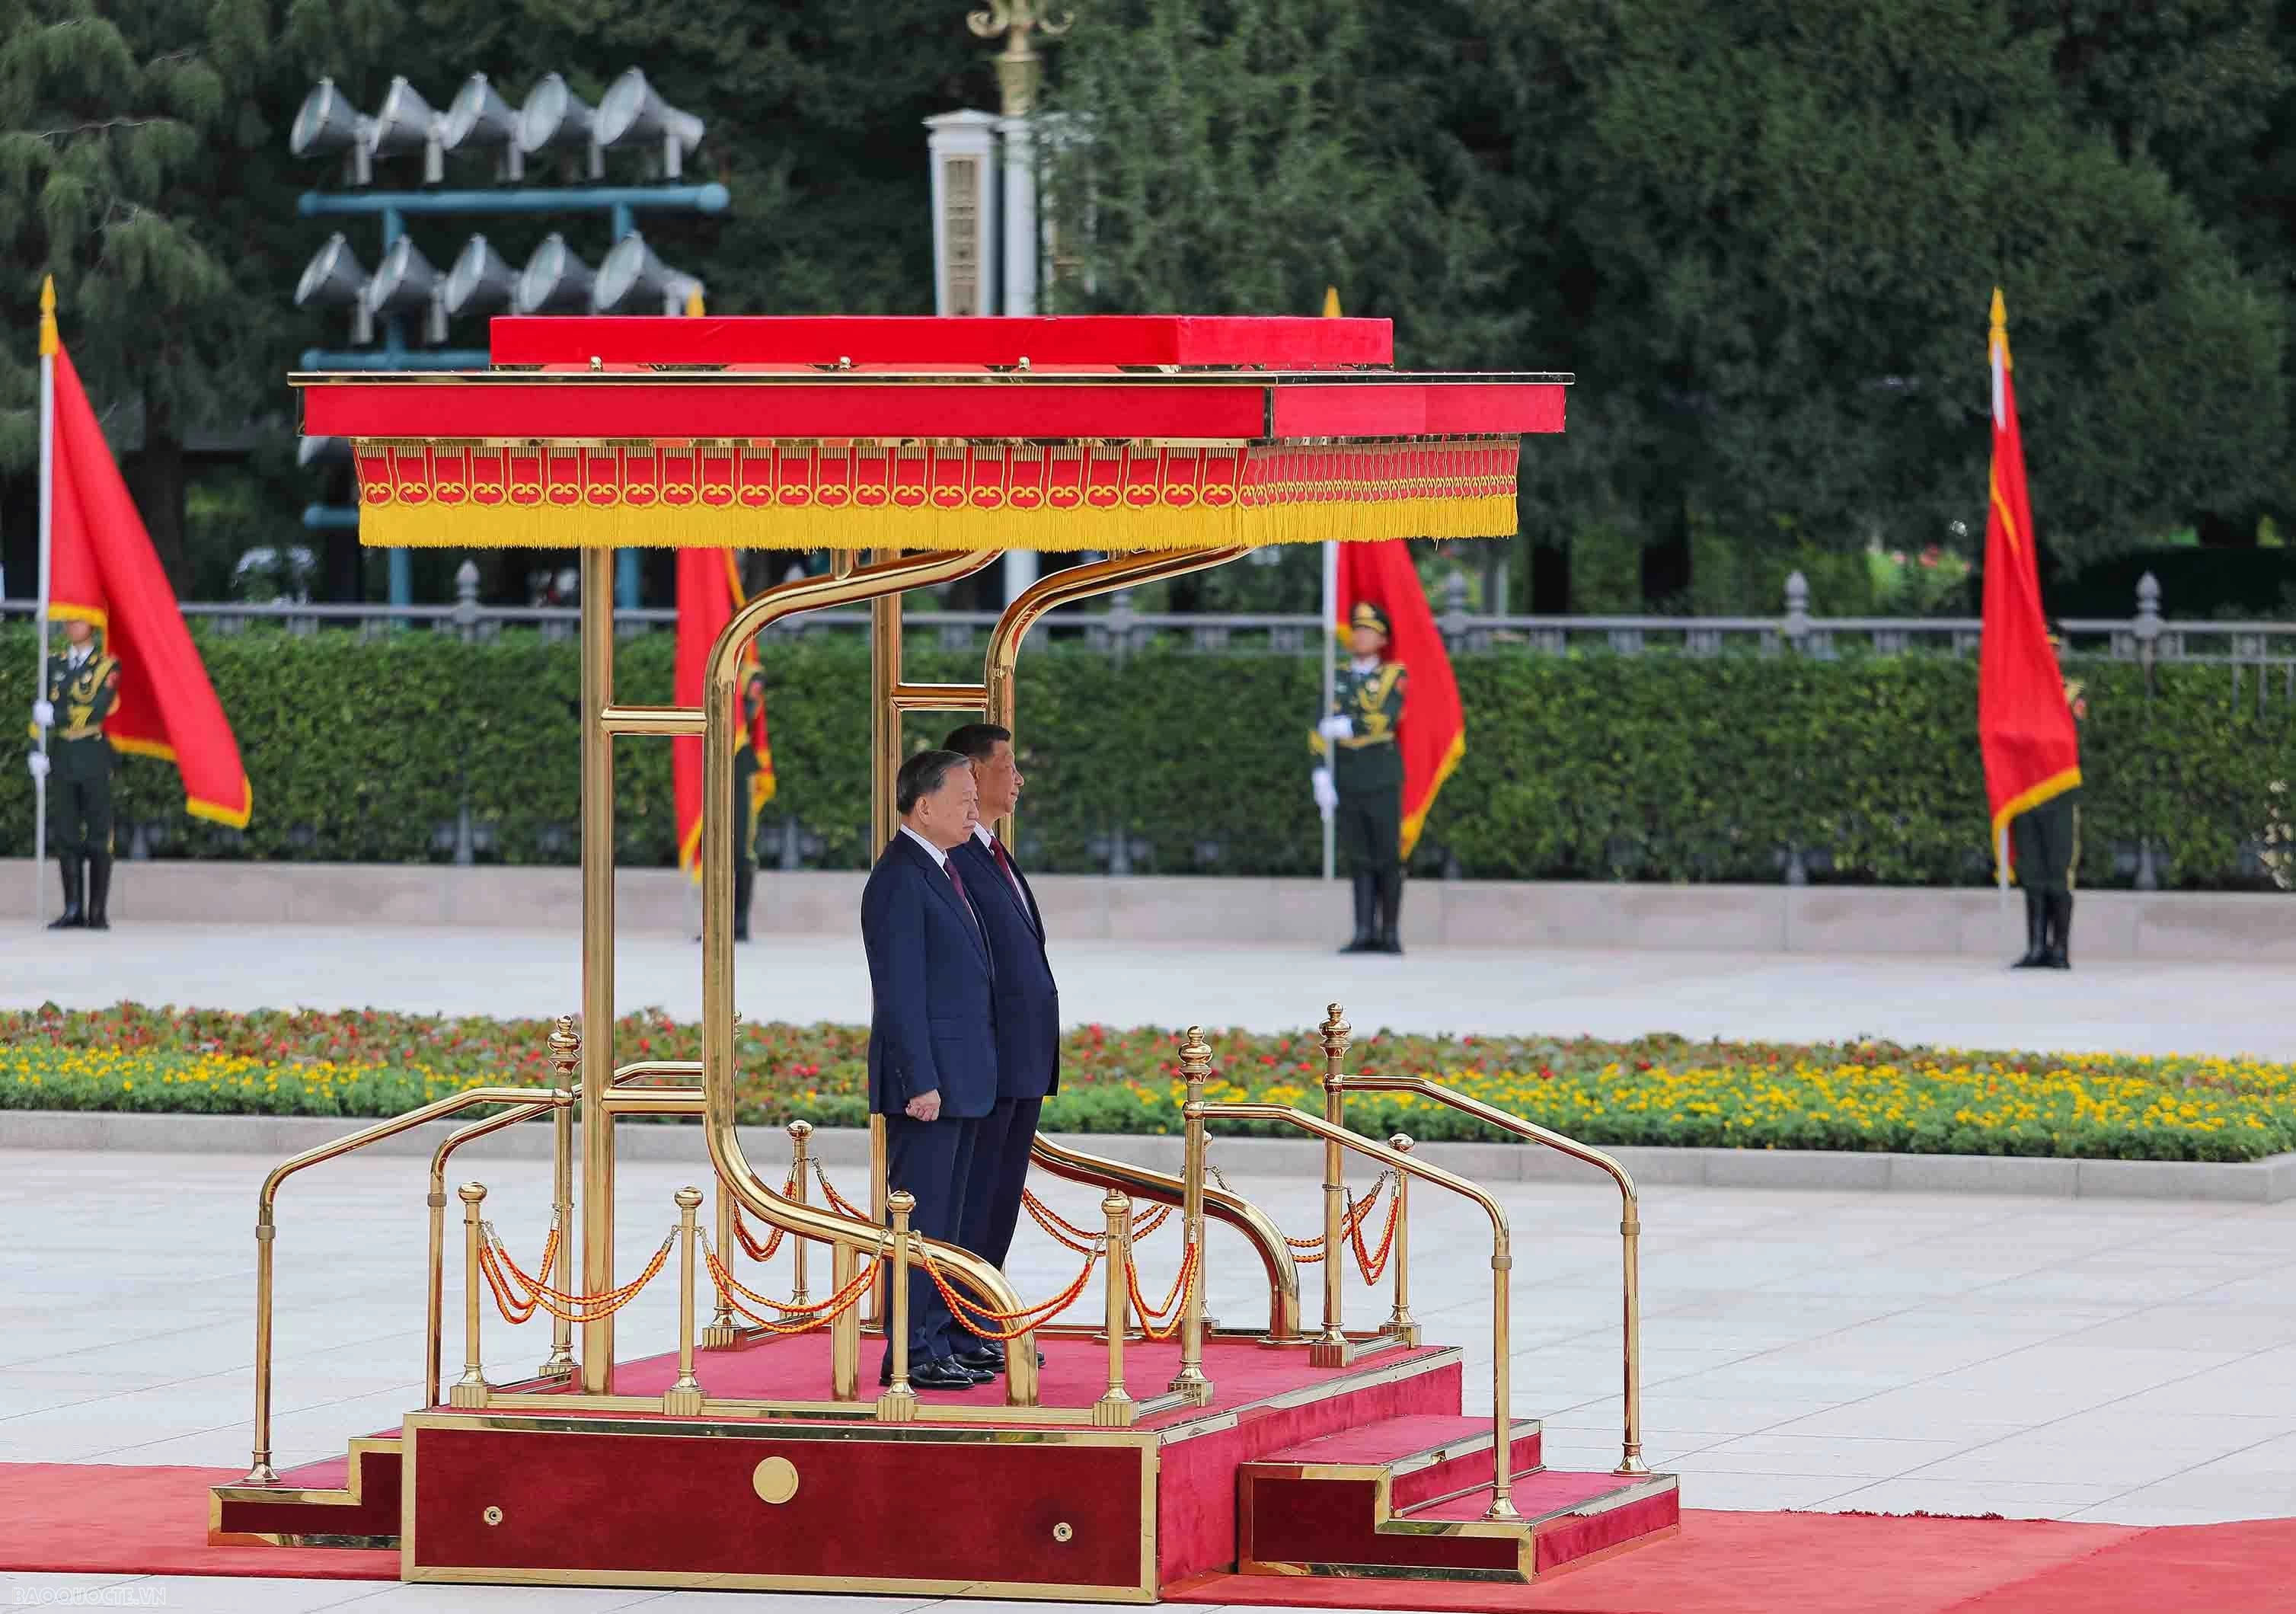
[
  {"left": 1170, "top": 1028, "right": 1212, "bottom": 1403},
  {"left": 666, "top": 1187, "right": 706, "bottom": 1414},
  {"left": 577, "top": 545, "right": 618, "bottom": 1394},
  {"left": 831, "top": 1241, "right": 861, "bottom": 1401},
  {"left": 1311, "top": 1004, "right": 1352, "bottom": 1366},
  {"left": 449, "top": 1182, "right": 490, "bottom": 1408},
  {"left": 541, "top": 1017, "right": 580, "bottom": 1379},
  {"left": 245, "top": 1202, "right": 277, "bottom": 1482},
  {"left": 877, "top": 1190, "right": 918, "bottom": 1421},
  {"left": 787, "top": 1120, "right": 813, "bottom": 1307},
  {"left": 1617, "top": 1192, "right": 1648, "bottom": 1476},
  {"left": 1488, "top": 1229, "right": 1517, "bottom": 1520},
  {"left": 866, "top": 1114, "right": 889, "bottom": 1329},
  {"left": 1385, "top": 1133, "right": 1421, "bottom": 1345},
  {"left": 1093, "top": 1191, "right": 1137, "bottom": 1427}
]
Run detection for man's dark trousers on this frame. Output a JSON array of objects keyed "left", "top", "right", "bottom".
[
  {"left": 951, "top": 832, "right": 1060, "bottom": 1283},
  {"left": 883, "top": 1110, "right": 980, "bottom": 1371}
]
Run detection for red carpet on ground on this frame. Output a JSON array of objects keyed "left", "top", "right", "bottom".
[
  {"left": 0, "top": 1463, "right": 395, "bottom": 1580},
  {"left": 7, "top": 1460, "right": 2293, "bottom": 1610}
]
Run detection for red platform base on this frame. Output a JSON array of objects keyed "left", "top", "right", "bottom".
[{"left": 210, "top": 1331, "right": 1678, "bottom": 1599}]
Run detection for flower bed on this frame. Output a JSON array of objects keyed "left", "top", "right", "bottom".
[{"left": 4, "top": 1005, "right": 2290, "bottom": 1163}]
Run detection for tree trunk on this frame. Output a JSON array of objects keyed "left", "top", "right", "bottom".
[{"left": 121, "top": 420, "right": 188, "bottom": 594}]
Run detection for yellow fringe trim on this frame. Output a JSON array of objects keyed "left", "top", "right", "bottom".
[
  {"left": 107, "top": 733, "right": 254, "bottom": 829},
  {"left": 1990, "top": 765, "right": 2081, "bottom": 884},
  {"left": 1400, "top": 728, "right": 1466, "bottom": 861},
  {"left": 357, "top": 496, "right": 1518, "bottom": 551}
]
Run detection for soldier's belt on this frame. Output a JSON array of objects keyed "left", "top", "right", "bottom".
[
  {"left": 1336, "top": 733, "right": 1397, "bottom": 749},
  {"left": 57, "top": 726, "right": 107, "bottom": 743}
]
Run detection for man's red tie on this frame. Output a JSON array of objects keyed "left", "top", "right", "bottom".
[
  {"left": 944, "top": 857, "right": 982, "bottom": 935},
  {"left": 991, "top": 834, "right": 1022, "bottom": 888}
]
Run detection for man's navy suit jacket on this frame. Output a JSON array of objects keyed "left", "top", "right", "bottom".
[
  {"left": 861, "top": 833, "right": 999, "bottom": 1120},
  {"left": 951, "top": 832, "right": 1060, "bottom": 1100}
]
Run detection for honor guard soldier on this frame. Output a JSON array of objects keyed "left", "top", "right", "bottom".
[
  {"left": 32, "top": 618, "right": 121, "bottom": 930},
  {"left": 2010, "top": 626, "right": 2085, "bottom": 971},
  {"left": 731, "top": 670, "right": 767, "bottom": 943},
  {"left": 1314, "top": 602, "right": 1409, "bottom": 954}
]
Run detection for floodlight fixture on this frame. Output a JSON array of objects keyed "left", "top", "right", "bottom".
[
  {"left": 367, "top": 76, "right": 446, "bottom": 184},
  {"left": 516, "top": 233, "right": 596, "bottom": 313},
  {"left": 593, "top": 231, "right": 704, "bottom": 316},
  {"left": 289, "top": 78, "right": 375, "bottom": 184},
  {"left": 295, "top": 232, "right": 373, "bottom": 344},
  {"left": 518, "top": 72, "right": 604, "bottom": 179},
  {"left": 595, "top": 68, "right": 704, "bottom": 179},
  {"left": 444, "top": 234, "right": 519, "bottom": 318},
  {"left": 367, "top": 235, "right": 448, "bottom": 344},
  {"left": 442, "top": 73, "right": 525, "bottom": 181}
]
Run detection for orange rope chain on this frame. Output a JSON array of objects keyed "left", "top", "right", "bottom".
[
  {"left": 482, "top": 1224, "right": 675, "bottom": 1325},
  {"left": 1346, "top": 1175, "right": 1404, "bottom": 1284},
  {"left": 1286, "top": 1174, "right": 1390, "bottom": 1260},
  {"left": 702, "top": 1237, "right": 882, "bottom": 1334},
  {"left": 1021, "top": 1190, "right": 1174, "bottom": 1254},
  {"left": 916, "top": 1245, "right": 1101, "bottom": 1341},
  {"left": 812, "top": 1159, "right": 870, "bottom": 1222},
  {"left": 729, "top": 1168, "right": 804, "bottom": 1263},
  {"left": 1122, "top": 1244, "right": 1199, "bottom": 1340},
  {"left": 474, "top": 1222, "right": 560, "bottom": 1325}
]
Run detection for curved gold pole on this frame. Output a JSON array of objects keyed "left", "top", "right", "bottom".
[
  {"left": 1338, "top": 1074, "right": 1647, "bottom": 1478},
  {"left": 1030, "top": 1137, "right": 1300, "bottom": 1340},
  {"left": 702, "top": 550, "right": 1044, "bottom": 1406},
  {"left": 980, "top": 546, "right": 1317, "bottom": 1341},
  {"left": 247, "top": 1085, "right": 568, "bottom": 1485},
  {"left": 1193, "top": 1101, "right": 1521, "bottom": 1523}
]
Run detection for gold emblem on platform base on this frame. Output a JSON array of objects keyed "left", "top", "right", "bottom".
[
  {"left": 752, "top": 1456, "right": 800, "bottom": 1505},
  {"left": 483, "top": 1506, "right": 504, "bottom": 1526},
  {"left": 1052, "top": 1521, "right": 1074, "bottom": 1543}
]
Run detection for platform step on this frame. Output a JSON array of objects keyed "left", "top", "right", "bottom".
[
  {"left": 1238, "top": 1417, "right": 1677, "bottom": 1584},
  {"left": 208, "top": 1437, "right": 402, "bottom": 1548}
]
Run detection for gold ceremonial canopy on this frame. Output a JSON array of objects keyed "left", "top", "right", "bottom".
[{"left": 294, "top": 315, "right": 1570, "bottom": 551}]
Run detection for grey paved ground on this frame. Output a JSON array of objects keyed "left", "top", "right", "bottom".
[{"left": 5, "top": 921, "right": 2293, "bottom": 1056}]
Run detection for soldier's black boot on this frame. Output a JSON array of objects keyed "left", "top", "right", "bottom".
[
  {"left": 1375, "top": 871, "right": 1404, "bottom": 955},
  {"left": 48, "top": 856, "right": 85, "bottom": 930},
  {"left": 85, "top": 854, "right": 112, "bottom": 932},
  {"left": 732, "top": 859, "right": 754, "bottom": 943},
  {"left": 2045, "top": 893, "right": 2073, "bottom": 970},
  {"left": 2010, "top": 890, "right": 2048, "bottom": 968},
  {"left": 1340, "top": 872, "right": 1377, "bottom": 954}
]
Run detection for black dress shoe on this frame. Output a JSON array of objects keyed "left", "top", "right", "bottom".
[
  {"left": 956, "top": 1345, "right": 1044, "bottom": 1372},
  {"left": 881, "top": 1357, "right": 984, "bottom": 1390}
]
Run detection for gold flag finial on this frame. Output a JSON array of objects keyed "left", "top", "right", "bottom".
[
  {"left": 1321, "top": 286, "right": 1341, "bottom": 318},
  {"left": 38, "top": 274, "right": 58, "bottom": 356},
  {"left": 682, "top": 286, "right": 705, "bottom": 318},
  {"left": 1989, "top": 286, "right": 2010, "bottom": 369}
]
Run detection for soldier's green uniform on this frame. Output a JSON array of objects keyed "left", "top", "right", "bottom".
[
  {"left": 730, "top": 675, "right": 764, "bottom": 943},
  {"left": 1314, "top": 602, "right": 1409, "bottom": 954},
  {"left": 43, "top": 633, "right": 121, "bottom": 931},
  {"left": 2010, "top": 662, "right": 2084, "bottom": 971}
]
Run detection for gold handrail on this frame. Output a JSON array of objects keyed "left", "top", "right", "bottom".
[
  {"left": 1190, "top": 1100, "right": 1522, "bottom": 1523},
  {"left": 701, "top": 551, "right": 1043, "bottom": 1408},
  {"left": 1029, "top": 1136, "right": 1301, "bottom": 1340},
  {"left": 1336, "top": 1075, "right": 1646, "bottom": 1478},
  {"left": 247, "top": 1084, "right": 570, "bottom": 1485}
]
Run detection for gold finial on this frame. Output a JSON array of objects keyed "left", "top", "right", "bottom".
[
  {"left": 675, "top": 1185, "right": 704, "bottom": 1212},
  {"left": 682, "top": 286, "right": 705, "bottom": 318},
  {"left": 968, "top": 1, "right": 1072, "bottom": 117},
  {"left": 1989, "top": 286, "right": 2010, "bottom": 371},
  {"left": 1180, "top": 1027, "right": 1212, "bottom": 1085},
  {"left": 547, "top": 1015, "right": 580, "bottom": 1079},
  {"left": 1319, "top": 1004, "right": 1352, "bottom": 1069},
  {"left": 1321, "top": 286, "right": 1341, "bottom": 318},
  {"left": 787, "top": 1118, "right": 813, "bottom": 1143},
  {"left": 1389, "top": 1133, "right": 1413, "bottom": 1154},
  {"left": 38, "top": 275, "right": 58, "bottom": 357}
]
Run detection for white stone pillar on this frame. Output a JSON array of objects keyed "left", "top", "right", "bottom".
[
  {"left": 997, "top": 113, "right": 1040, "bottom": 603},
  {"left": 924, "top": 110, "right": 1001, "bottom": 318}
]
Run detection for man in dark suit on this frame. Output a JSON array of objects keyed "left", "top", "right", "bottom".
[
  {"left": 942, "top": 724, "right": 1060, "bottom": 1376},
  {"left": 861, "top": 748, "right": 1001, "bottom": 1389}
]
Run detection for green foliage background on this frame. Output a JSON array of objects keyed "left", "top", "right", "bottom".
[{"left": 5, "top": 624, "right": 2288, "bottom": 889}]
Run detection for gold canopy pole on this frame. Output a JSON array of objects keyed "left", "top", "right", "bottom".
[{"left": 578, "top": 547, "right": 618, "bottom": 1392}]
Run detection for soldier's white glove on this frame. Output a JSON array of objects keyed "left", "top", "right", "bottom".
[
  {"left": 26, "top": 751, "right": 49, "bottom": 781},
  {"left": 1317, "top": 714, "right": 1353, "bottom": 741},
  {"left": 1311, "top": 767, "right": 1337, "bottom": 817},
  {"left": 31, "top": 700, "right": 53, "bottom": 729}
]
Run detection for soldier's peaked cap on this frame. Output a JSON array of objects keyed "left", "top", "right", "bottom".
[{"left": 1350, "top": 601, "right": 1391, "bottom": 638}]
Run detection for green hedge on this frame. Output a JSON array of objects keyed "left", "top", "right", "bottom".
[{"left": 2, "top": 625, "right": 2288, "bottom": 887}]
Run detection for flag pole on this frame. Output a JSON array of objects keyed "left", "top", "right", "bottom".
[
  {"left": 1320, "top": 539, "right": 1337, "bottom": 883},
  {"left": 31, "top": 276, "right": 56, "bottom": 928}
]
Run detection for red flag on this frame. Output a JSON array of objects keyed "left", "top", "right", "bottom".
[
  {"left": 1336, "top": 541, "right": 1465, "bottom": 858},
  {"left": 673, "top": 551, "right": 772, "bottom": 881},
  {"left": 1978, "top": 289, "right": 2080, "bottom": 877},
  {"left": 42, "top": 291, "right": 251, "bottom": 828}
]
